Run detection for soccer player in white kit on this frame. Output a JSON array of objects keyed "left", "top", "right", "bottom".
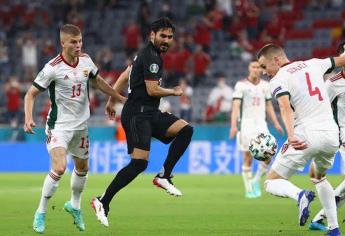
[
  {"left": 230, "top": 59, "right": 283, "bottom": 198},
  {"left": 257, "top": 43, "right": 345, "bottom": 236},
  {"left": 24, "top": 24, "right": 122, "bottom": 233},
  {"left": 309, "top": 42, "right": 345, "bottom": 232}
]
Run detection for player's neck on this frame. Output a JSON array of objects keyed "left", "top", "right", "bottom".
[
  {"left": 61, "top": 51, "right": 78, "bottom": 65},
  {"left": 247, "top": 76, "right": 260, "bottom": 85}
]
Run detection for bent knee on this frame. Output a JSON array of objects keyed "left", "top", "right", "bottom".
[
  {"left": 179, "top": 124, "right": 194, "bottom": 139},
  {"left": 53, "top": 167, "right": 66, "bottom": 175}
]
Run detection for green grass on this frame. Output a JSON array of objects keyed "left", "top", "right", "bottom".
[{"left": 0, "top": 174, "right": 344, "bottom": 236}]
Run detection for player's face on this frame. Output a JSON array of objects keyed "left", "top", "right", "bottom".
[
  {"left": 258, "top": 56, "right": 279, "bottom": 79},
  {"left": 61, "top": 33, "right": 82, "bottom": 58},
  {"left": 152, "top": 28, "right": 174, "bottom": 53},
  {"left": 248, "top": 61, "right": 262, "bottom": 78}
]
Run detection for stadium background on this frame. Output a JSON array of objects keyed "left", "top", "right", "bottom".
[
  {"left": 0, "top": 0, "right": 345, "bottom": 174},
  {"left": 1, "top": 1, "right": 345, "bottom": 236}
]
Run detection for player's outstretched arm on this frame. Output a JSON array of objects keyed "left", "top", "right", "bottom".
[
  {"left": 145, "top": 80, "right": 182, "bottom": 97},
  {"left": 266, "top": 100, "right": 283, "bottom": 134},
  {"left": 229, "top": 99, "right": 241, "bottom": 139},
  {"left": 333, "top": 54, "right": 345, "bottom": 68},
  {"left": 24, "top": 86, "right": 41, "bottom": 134}
]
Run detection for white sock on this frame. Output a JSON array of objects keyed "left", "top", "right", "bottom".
[
  {"left": 264, "top": 179, "right": 301, "bottom": 201},
  {"left": 241, "top": 165, "right": 253, "bottom": 193},
  {"left": 70, "top": 169, "right": 88, "bottom": 210},
  {"left": 315, "top": 179, "right": 338, "bottom": 230},
  {"left": 37, "top": 170, "right": 61, "bottom": 213},
  {"left": 312, "top": 209, "right": 326, "bottom": 223},
  {"left": 253, "top": 162, "right": 268, "bottom": 183},
  {"left": 334, "top": 179, "right": 345, "bottom": 197}
]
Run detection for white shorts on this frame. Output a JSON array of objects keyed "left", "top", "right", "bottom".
[
  {"left": 271, "top": 127, "right": 339, "bottom": 179},
  {"left": 45, "top": 128, "right": 90, "bottom": 159},
  {"left": 237, "top": 124, "right": 269, "bottom": 151}
]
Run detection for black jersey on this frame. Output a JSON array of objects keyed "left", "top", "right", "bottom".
[{"left": 127, "top": 42, "right": 163, "bottom": 109}]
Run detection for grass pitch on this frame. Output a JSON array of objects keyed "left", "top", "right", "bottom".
[{"left": 0, "top": 174, "right": 344, "bottom": 236}]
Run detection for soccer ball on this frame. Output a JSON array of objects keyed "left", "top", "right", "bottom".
[{"left": 249, "top": 133, "right": 278, "bottom": 161}]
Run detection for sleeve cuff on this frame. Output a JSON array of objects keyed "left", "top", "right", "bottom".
[
  {"left": 89, "top": 70, "right": 99, "bottom": 80},
  {"left": 33, "top": 82, "right": 46, "bottom": 91},
  {"left": 276, "top": 91, "right": 290, "bottom": 98}
]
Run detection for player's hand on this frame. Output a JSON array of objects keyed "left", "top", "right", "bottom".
[
  {"left": 275, "top": 123, "right": 284, "bottom": 135},
  {"left": 288, "top": 136, "right": 308, "bottom": 150},
  {"left": 229, "top": 127, "right": 237, "bottom": 139},
  {"left": 173, "top": 86, "right": 183, "bottom": 96},
  {"left": 24, "top": 119, "right": 36, "bottom": 134},
  {"left": 105, "top": 100, "right": 116, "bottom": 120}
]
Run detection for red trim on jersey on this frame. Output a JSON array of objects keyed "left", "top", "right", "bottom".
[
  {"left": 144, "top": 78, "right": 158, "bottom": 81},
  {"left": 60, "top": 53, "right": 79, "bottom": 68},
  {"left": 280, "top": 61, "right": 294, "bottom": 68},
  {"left": 330, "top": 71, "right": 345, "bottom": 82},
  {"left": 49, "top": 55, "right": 62, "bottom": 66}
]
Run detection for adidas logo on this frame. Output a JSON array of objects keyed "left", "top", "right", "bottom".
[{"left": 64, "top": 75, "right": 69, "bottom": 80}]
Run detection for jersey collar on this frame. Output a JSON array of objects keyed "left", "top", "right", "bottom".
[{"left": 60, "top": 53, "right": 79, "bottom": 68}]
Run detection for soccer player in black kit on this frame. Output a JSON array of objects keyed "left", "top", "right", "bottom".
[{"left": 91, "top": 18, "right": 194, "bottom": 227}]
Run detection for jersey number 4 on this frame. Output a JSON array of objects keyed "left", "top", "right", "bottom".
[
  {"left": 305, "top": 72, "right": 323, "bottom": 101},
  {"left": 71, "top": 83, "right": 81, "bottom": 98}
]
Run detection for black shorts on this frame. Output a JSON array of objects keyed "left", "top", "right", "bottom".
[{"left": 121, "top": 104, "right": 180, "bottom": 154}]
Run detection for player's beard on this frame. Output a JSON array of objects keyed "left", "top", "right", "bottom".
[{"left": 154, "top": 38, "right": 169, "bottom": 53}]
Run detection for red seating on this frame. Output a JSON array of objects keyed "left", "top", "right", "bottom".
[
  {"left": 285, "top": 30, "right": 313, "bottom": 39},
  {"left": 313, "top": 19, "right": 342, "bottom": 29}
]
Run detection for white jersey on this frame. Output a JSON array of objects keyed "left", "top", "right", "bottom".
[
  {"left": 270, "top": 58, "right": 337, "bottom": 130},
  {"left": 33, "top": 53, "right": 99, "bottom": 130},
  {"left": 232, "top": 78, "right": 271, "bottom": 130},
  {"left": 326, "top": 71, "right": 345, "bottom": 142}
]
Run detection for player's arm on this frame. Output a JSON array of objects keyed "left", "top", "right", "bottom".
[
  {"left": 265, "top": 100, "right": 283, "bottom": 134},
  {"left": 229, "top": 99, "right": 241, "bottom": 138},
  {"left": 105, "top": 67, "right": 130, "bottom": 119},
  {"left": 24, "top": 86, "right": 41, "bottom": 134},
  {"left": 145, "top": 81, "right": 182, "bottom": 97},
  {"left": 90, "top": 74, "right": 125, "bottom": 102},
  {"left": 276, "top": 94, "right": 307, "bottom": 150},
  {"left": 333, "top": 55, "right": 345, "bottom": 68},
  {"left": 336, "top": 93, "right": 345, "bottom": 147}
]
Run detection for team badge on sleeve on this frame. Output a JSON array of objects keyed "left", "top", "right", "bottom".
[
  {"left": 83, "top": 70, "right": 89, "bottom": 77},
  {"left": 272, "top": 86, "right": 282, "bottom": 97},
  {"left": 150, "top": 64, "right": 159, "bottom": 73}
]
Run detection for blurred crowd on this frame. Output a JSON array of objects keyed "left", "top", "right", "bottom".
[{"left": 0, "top": 0, "right": 344, "bottom": 131}]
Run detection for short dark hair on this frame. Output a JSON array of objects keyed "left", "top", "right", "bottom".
[
  {"left": 257, "top": 43, "right": 284, "bottom": 59},
  {"left": 337, "top": 41, "right": 345, "bottom": 55},
  {"left": 60, "top": 24, "right": 81, "bottom": 36},
  {"left": 150, "top": 17, "right": 175, "bottom": 33}
]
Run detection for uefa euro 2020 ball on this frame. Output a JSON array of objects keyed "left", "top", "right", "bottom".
[{"left": 249, "top": 133, "right": 278, "bottom": 161}]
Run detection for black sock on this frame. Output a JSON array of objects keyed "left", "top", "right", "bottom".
[
  {"left": 100, "top": 159, "right": 148, "bottom": 207},
  {"left": 160, "top": 125, "right": 193, "bottom": 178}
]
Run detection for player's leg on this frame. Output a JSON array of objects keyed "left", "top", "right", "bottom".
[
  {"left": 242, "top": 151, "right": 256, "bottom": 198},
  {"left": 63, "top": 155, "right": 88, "bottom": 231},
  {"left": 237, "top": 131, "right": 255, "bottom": 198},
  {"left": 152, "top": 114, "right": 193, "bottom": 196},
  {"left": 92, "top": 114, "right": 150, "bottom": 226},
  {"left": 92, "top": 148, "right": 149, "bottom": 227},
  {"left": 252, "top": 160, "right": 269, "bottom": 197},
  {"left": 34, "top": 147, "right": 67, "bottom": 233},
  {"left": 310, "top": 162, "right": 339, "bottom": 233},
  {"left": 264, "top": 142, "right": 315, "bottom": 226}
]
